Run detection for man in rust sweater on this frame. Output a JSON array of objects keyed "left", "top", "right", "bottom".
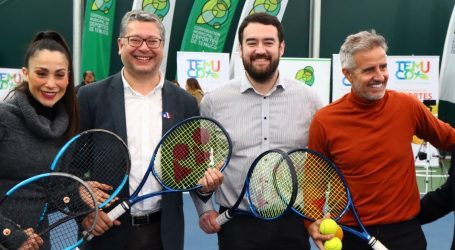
[{"left": 306, "top": 30, "right": 455, "bottom": 249}]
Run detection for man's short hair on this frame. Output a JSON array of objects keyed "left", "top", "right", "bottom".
[
  {"left": 339, "top": 30, "right": 388, "bottom": 70},
  {"left": 119, "top": 10, "right": 165, "bottom": 40},
  {"left": 238, "top": 12, "right": 284, "bottom": 44}
]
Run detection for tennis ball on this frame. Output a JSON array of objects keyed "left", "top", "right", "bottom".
[
  {"left": 335, "top": 225, "right": 344, "bottom": 240},
  {"left": 320, "top": 218, "right": 338, "bottom": 235},
  {"left": 324, "top": 237, "right": 342, "bottom": 250}
]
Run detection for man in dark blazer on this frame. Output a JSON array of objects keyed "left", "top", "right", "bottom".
[
  {"left": 78, "top": 10, "right": 223, "bottom": 250},
  {"left": 419, "top": 149, "right": 455, "bottom": 250}
]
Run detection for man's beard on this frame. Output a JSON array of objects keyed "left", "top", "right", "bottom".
[{"left": 243, "top": 55, "right": 279, "bottom": 83}]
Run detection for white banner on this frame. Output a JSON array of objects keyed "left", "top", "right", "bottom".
[
  {"left": 438, "top": 4, "right": 455, "bottom": 127},
  {"left": 0, "top": 68, "right": 22, "bottom": 101},
  {"left": 440, "top": 4, "right": 455, "bottom": 104},
  {"left": 332, "top": 54, "right": 440, "bottom": 102},
  {"left": 232, "top": 53, "right": 331, "bottom": 105},
  {"left": 230, "top": 0, "right": 289, "bottom": 78},
  {"left": 132, "top": 0, "right": 176, "bottom": 75},
  {"left": 176, "top": 51, "right": 230, "bottom": 93}
]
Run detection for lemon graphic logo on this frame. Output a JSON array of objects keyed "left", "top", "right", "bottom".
[
  {"left": 295, "top": 66, "right": 315, "bottom": 86},
  {"left": 249, "top": 0, "right": 282, "bottom": 16},
  {"left": 91, "top": 0, "right": 113, "bottom": 14},
  {"left": 196, "top": 0, "right": 232, "bottom": 29},
  {"left": 142, "top": 0, "right": 170, "bottom": 21}
]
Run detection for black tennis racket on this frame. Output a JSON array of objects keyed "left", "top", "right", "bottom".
[
  {"left": 216, "top": 149, "right": 298, "bottom": 225},
  {"left": 0, "top": 172, "right": 98, "bottom": 250},
  {"left": 108, "top": 116, "right": 232, "bottom": 221},
  {"left": 287, "top": 148, "right": 388, "bottom": 250},
  {"left": 50, "top": 129, "right": 131, "bottom": 210}
]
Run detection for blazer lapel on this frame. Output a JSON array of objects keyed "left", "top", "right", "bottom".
[
  {"left": 162, "top": 81, "right": 176, "bottom": 133},
  {"left": 108, "top": 73, "right": 128, "bottom": 141}
]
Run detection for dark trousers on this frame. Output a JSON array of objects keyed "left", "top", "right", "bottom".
[
  {"left": 82, "top": 213, "right": 163, "bottom": 250},
  {"left": 342, "top": 218, "right": 426, "bottom": 250},
  {"left": 217, "top": 210, "right": 310, "bottom": 250},
  {"left": 124, "top": 215, "right": 163, "bottom": 250}
]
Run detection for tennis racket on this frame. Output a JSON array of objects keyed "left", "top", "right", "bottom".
[
  {"left": 216, "top": 149, "right": 298, "bottom": 226},
  {"left": 0, "top": 172, "right": 99, "bottom": 250},
  {"left": 287, "top": 148, "right": 388, "bottom": 250},
  {"left": 50, "top": 129, "right": 131, "bottom": 210},
  {"left": 108, "top": 116, "right": 232, "bottom": 221}
]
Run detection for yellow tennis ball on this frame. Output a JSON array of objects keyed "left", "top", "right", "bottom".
[
  {"left": 320, "top": 218, "right": 338, "bottom": 235},
  {"left": 324, "top": 237, "right": 342, "bottom": 250},
  {"left": 335, "top": 225, "right": 344, "bottom": 240}
]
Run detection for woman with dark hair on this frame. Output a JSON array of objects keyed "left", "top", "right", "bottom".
[
  {"left": 0, "top": 30, "right": 79, "bottom": 249},
  {"left": 185, "top": 77, "right": 204, "bottom": 104}
]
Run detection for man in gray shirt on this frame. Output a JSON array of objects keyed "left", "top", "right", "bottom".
[{"left": 192, "top": 13, "right": 323, "bottom": 250}]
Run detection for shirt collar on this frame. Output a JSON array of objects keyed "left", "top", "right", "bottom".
[
  {"left": 239, "top": 71, "right": 286, "bottom": 95},
  {"left": 121, "top": 68, "right": 164, "bottom": 96}
]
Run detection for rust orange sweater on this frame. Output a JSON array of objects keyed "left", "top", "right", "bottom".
[{"left": 308, "top": 90, "right": 455, "bottom": 226}]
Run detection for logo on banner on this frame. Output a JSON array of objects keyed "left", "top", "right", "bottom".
[
  {"left": 295, "top": 66, "right": 315, "bottom": 86},
  {"left": 250, "top": 0, "right": 282, "bottom": 15},
  {"left": 142, "top": 0, "right": 170, "bottom": 21},
  {"left": 89, "top": 0, "right": 114, "bottom": 35},
  {"left": 92, "top": 0, "right": 113, "bottom": 14},
  {"left": 0, "top": 71, "right": 22, "bottom": 90},
  {"left": 197, "top": 0, "right": 233, "bottom": 29},
  {"left": 186, "top": 59, "right": 221, "bottom": 79},
  {"left": 395, "top": 60, "right": 431, "bottom": 80}
]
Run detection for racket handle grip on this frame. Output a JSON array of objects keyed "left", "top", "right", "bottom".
[
  {"left": 84, "top": 202, "right": 130, "bottom": 241},
  {"left": 107, "top": 201, "right": 130, "bottom": 222},
  {"left": 215, "top": 210, "right": 231, "bottom": 226},
  {"left": 369, "top": 237, "right": 389, "bottom": 250},
  {"left": 83, "top": 230, "right": 94, "bottom": 241}
]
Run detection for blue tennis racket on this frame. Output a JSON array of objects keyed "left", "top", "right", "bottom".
[
  {"left": 288, "top": 148, "right": 388, "bottom": 250},
  {"left": 107, "top": 116, "right": 232, "bottom": 221},
  {"left": 216, "top": 149, "right": 298, "bottom": 225},
  {"left": 49, "top": 129, "right": 131, "bottom": 242},
  {"left": 50, "top": 129, "right": 130, "bottom": 210},
  {"left": 0, "top": 172, "right": 98, "bottom": 250}
]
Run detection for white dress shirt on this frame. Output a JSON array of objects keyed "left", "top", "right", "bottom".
[{"left": 122, "top": 69, "right": 164, "bottom": 215}]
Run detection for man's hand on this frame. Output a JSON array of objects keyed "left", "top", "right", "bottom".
[
  {"left": 199, "top": 210, "right": 221, "bottom": 234},
  {"left": 86, "top": 181, "right": 117, "bottom": 207},
  {"left": 18, "top": 228, "right": 43, "bottom": 250},
  {"left": 307, "top": 214, "right": 335, "bottom": 249},
  {"left": 82, "top": 210, "right": 121, "bottom": 237},
  {"left": 198, "top": 163, "right": 224, "bottom": 193}
]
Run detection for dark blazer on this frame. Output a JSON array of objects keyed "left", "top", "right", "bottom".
[
  {"left": 418, "top": 150, "right": 455, "bottom": 250},
  {"left": 77, "top": 72, "right": 199, "bottom": 250}
]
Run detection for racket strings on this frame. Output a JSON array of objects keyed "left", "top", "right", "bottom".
[
  {"left": 0, "top": 175, "right": 97, "bottom": 249},
  {"left": 56, "top": 131, "right": 130, "bottom": 206},
  {"left": 154, "top": 119, "right": 230, "bottom": 190},
  {"left": 247, "top": 152, "right": 295, "bottom": 219},
  {"left": 42, "top": 176, "right": 98, "bottom": 249},
  {"left": 290, "top": 151, "right": 348, "bottom": 219}
]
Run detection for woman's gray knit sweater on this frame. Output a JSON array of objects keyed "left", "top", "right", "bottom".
[{"left": 0, "top": 91, "right": 69, "bottom": 249}]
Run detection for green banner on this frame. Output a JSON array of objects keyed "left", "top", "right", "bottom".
[
  {"left": 181, "top": 0, "right": 239, "bottom": 52},
  {"left": 81, "top": 0, "right": 117, "bottom": 81}
]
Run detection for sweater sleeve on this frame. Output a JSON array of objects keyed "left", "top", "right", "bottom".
[
  {"left": 0, "top": 214, "right": 28, "bottom": 249},
  {"left": 413, "top": 98, "right": 455, "bottom": 151}
]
